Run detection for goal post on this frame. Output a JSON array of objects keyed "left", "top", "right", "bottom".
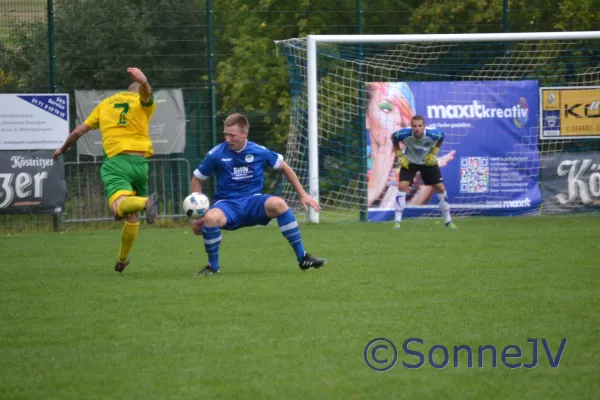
[{"left": 277, "top": 31, "right": 600, "bottom": 224}]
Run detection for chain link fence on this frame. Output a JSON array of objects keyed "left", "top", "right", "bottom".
[
  {"left": 1, "top": 0, "right": 213, "bottom": 231},
  {"left": 2, "top": 0, "right": 600, "bottom": 232}
]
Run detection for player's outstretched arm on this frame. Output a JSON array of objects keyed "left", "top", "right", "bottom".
[
  {"left": 190, "top": 175, "right": 204, "bottom": 194},
  {"left": 279, "top": 162, "right": 321, "bottom": 212},
  {"left": 438, "top": 149, "right": 456, "bottom": 167},
  {"left": 53, "top": 123, "right": 92, "bottom": 160},
  {"left": 127, "top": 67, "right": 152, "bottom": 104}
]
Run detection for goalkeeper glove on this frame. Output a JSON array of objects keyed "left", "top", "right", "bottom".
[
  {"left": 396, "top": 150, "right": 409, "bottom": 169},
  {"left": 424, "top": 147, "right": 440, "bottom": 166}
]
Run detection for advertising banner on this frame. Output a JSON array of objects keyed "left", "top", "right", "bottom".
[
  {"left": 366, "top": 80, "right": 541, "bottom": 221},
  {"left": 0, "top": 150, "right": 66, "bottom": 214},
  {"left": 0, "top": 94, "right": 69, "bottom": 150},
  {"left": 74, "top": 89, "right": 187, "bottom": 156},
  {"left": 540, "top": 86, "right": 600, "bottom": 140},
  {"left": 539, "top": 151, "right": 600, "bottom": 213}
]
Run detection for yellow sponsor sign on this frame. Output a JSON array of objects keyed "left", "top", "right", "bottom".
[{"left": 540, "top": 86, "right": 600, "bottom": 139}]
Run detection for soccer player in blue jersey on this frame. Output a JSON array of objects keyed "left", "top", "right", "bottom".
[
  {"left": 189, "top": 113, "right": 327, "bottom": 275},
  {"left": 391, "top": 115, "right": 457, "bottom": 229}
]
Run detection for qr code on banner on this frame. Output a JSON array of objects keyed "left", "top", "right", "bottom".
[{"left": 460, "top": 157, "right": 489, "bottom": 193}]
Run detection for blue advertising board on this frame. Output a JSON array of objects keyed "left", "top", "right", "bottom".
[{"left": 366, "top": 80, "right": 541, "bottom": 220}]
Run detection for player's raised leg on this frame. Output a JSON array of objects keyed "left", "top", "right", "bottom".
[
  {"left": 112, "top": 194, "right": 157, "bottom": 223},
  {"left": 102, "top": 164, "right": 143, "bottom": 272},
  {"left": 109, "top": 157, "right": 158, "bottom": 224},
  {"left": 264, "top": 196, "right": 326, "bottom": 270},
  {"left": 102, "top": 155, "right": 154, "bottom": 222},
  {"left": 193, "top": 208, "right": 227, "bottom": 275},
  {"left": 103, "top": 156, "right": 159, "bottom": 273}
]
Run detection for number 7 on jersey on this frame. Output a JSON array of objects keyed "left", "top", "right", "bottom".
[{"left": 114, "top": 103, "right": 130, "bottom": 125}]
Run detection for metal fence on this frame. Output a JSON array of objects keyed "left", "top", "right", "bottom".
[
  {"left": 0, "top": 157, "right": 193, "bottom": 233},
  {"left": 63, "top": 158, "right": 191, "bottom": 224},
  {"left": 2, "top": 1, "right": 600, "bottom": 232}
]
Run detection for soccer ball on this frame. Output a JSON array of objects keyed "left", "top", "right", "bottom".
[{"left": 183, "top": 192, "right": 210, "bottom": 219}]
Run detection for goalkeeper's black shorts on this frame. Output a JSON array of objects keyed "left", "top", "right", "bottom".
[{"left": 399, "top": 163, "right": 443, "bottom": 186}]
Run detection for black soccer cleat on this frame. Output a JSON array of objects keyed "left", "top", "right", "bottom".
[
  {"left": 194, "top": 265, "right": 220, "bottom": 276},
  {"left": 299, "top": 252, "right": 327, "bottom": 271},
  {"left": 115, "top": 258, "right": 130, "bottom": 273},
  {"left": 145, "top": 193, "right": 159, "bottom": 224}
]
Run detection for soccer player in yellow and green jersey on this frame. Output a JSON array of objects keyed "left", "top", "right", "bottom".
[{"left": 53, "top": 67, "right": 158, "bottom": 273}]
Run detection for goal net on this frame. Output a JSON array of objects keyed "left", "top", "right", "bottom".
[{"left": 275, "top": 32, "right": 600, "bottom": 223}]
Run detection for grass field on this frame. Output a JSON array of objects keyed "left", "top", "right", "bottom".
[{"left": 1, "top": 214, "right": 599, "bottom": 399}]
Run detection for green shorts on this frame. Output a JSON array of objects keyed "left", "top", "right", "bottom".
[{"left": 101, "top": 154, "right": 149, "bottom": 206}]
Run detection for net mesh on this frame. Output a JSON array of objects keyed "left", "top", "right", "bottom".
[{"left": 276, "top": 37, "right": 600, "bottom": 222}]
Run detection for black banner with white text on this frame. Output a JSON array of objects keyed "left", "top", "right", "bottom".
[
  {"left": 540, "top": 151, "right": 600, "bottom": 213},
  {"left": 0, "top": 150, "right": 66, "bottom": 214}
]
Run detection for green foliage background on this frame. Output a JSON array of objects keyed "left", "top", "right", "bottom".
[{"left": 1, "top": 0, "right": 600, "bottom": 195}]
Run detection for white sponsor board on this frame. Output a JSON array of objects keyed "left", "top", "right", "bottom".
[{"left": 0, "top": 94, "right": 69, "bottom": 150}]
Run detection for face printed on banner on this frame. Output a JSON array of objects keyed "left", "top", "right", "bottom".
[{"left": 366, "top": 82, "right": 416, "bottom": 145}]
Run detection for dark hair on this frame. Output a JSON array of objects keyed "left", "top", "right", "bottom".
[{"left": 411, "top": 115, "right": 425, "bottom": 123}]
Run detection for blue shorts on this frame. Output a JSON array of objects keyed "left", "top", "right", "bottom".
[{"left": 211, "top": 194, "right": 273, "bottom": 231}]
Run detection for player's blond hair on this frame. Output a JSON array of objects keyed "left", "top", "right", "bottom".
[{"left": 224, "top": 113, "right": 249, "bottom": 133}]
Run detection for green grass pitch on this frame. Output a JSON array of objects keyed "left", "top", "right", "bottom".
[{"left": 1, "top": 214, "right": 599, "bottom": 399}]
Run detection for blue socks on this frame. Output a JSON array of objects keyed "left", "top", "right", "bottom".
[
  {"left": 202, "top": 225, "right": 222, "bottom": 270},
  {"left": 202, "top": 210, "right": 305, "bottom": 268},
  {"left": 277, "top": 209, "right": 305, "bottom": 262}
]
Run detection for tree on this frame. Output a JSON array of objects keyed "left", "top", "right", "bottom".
[
  {"left": 1, "top": 0, "right": 207, "bottom": 92},
  {"left": 213, "top": 0, "right": 421, "bottom": 150},
  {"left": 0, "top": 43, "right": 17, "bottom": 93},
  {"left": 404, "top": 0, "right": 600, "bottom": 35},
  {"left": 211, "top": 0, "right": 423, "bottom": 193}
]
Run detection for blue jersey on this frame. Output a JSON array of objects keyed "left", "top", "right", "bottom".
[
  {"left": 391, "top": 128, "right": 444, "bottom": 165},
  {"left": 193, "top": 141, "right": 283, "bottom": 200}
]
